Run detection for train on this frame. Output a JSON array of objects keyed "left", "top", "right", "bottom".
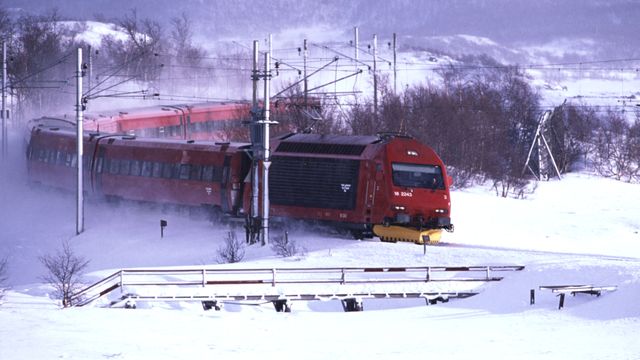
[{"left": 25, "top": 120, "right": 454, "bottom": 244}]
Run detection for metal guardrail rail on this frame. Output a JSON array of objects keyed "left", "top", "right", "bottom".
[{"left": 71, "top": 265, "right": 525, "bottom": 310}]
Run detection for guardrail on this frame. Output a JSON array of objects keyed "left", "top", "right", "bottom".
[{"left": 71, "top": 265, "right": 524, "bottom": 311}]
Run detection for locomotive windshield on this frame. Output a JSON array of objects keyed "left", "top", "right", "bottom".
[{"left": 391, "top": 163, "right": 445, "bottom": 190}]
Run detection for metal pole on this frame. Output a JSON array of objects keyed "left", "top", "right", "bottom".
[
  {"left": 250, "top": 40, "right": 260, "bottom": 239},
  {"left": 303, "top": 38, "right": 308, "bottom": 107},
  {"left": 393, "top": 33, "right": 397, "bottom": 94},
  {"left": 2, "top": 41, "right": 6, "bottom": 158},
  {"left": 76, "top": 48, "right": 84, "bottom": 235},
  {"left": 372, "top": 34, "right": 378, "bottom": 118},
  {"left": 261, "top": 49, "right": 271, "bottom": 246},
  {"left": 87, "top": 45, "right": 92, "bottom": 95},
  {"left": 354, "top": 27, "right": 359, "bottom": 63}
]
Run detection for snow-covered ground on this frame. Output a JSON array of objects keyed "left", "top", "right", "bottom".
[{"left": 0, "top": 133, "right": 638, "bottom": 359}]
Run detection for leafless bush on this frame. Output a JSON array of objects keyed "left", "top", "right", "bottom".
[
  {"left": 492, "top": 176, "right": 537, "bottom": 199},
  {"left": 216, "top": 231, "right": 245, "bottom": 264},
  {"left": 39, "top": 241, "right": 90, "bottom": 307},
  {"left": 592, "top": 112, "right": 640, "bottom": 182},
  {"left": 271, "top": 232, "right": 306, "bottom": 258}
]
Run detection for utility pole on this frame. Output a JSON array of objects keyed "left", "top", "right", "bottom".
[
  {"left": 2, "top": 41, "right": 7, "bottom": 158},
  {"left": 354, "top": 27, "right": 359, "bottom": 63},
  {"left": 303, "top": 38, "right": 308, "bottom": 107},
  {"left": 260, "top": 38, "right": 274, "bottom": 246},
  {"left": 250, "top": 40, "right": 260, "bottom": 244},
  {"left": 76, "top": 47, "right": 84, "bottom": 235},
  {"left": 393, "top": 33, "right": 397, "bottom": 94},
  {"left": 87, "top": 45, "right": 92, "bottom": 95},
  {"left": 372, "top": 34, "right": 378, "bottom": 118}
]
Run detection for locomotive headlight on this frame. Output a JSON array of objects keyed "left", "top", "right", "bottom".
[
  {"left": 393, "top": 205, "right": 406, "bottom": 211},
  {"left": 435, "top": 208, "right": 448, "bottom": 214},
  {"left": 407, "top": 150, "right": 418, "bottom": 156}
]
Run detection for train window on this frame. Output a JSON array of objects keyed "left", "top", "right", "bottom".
[
  {"left": 141, "top": 161, "right": 153, "bottom": 177},
  {"left": 56, "top": 151, "right": 65, "bottom": 165},
  {"left": 179, "top": 164, "right": 190, "bottom": 180},
  {"left": 96, "top": 157, "right": 104, "bottom": 173},
  {"left": 190, "top": 164, "right": 202, "bottom": 181},
  {"left": 65, "top": 153, "right": 73, "bottom": 167},
  {"left": 130, "top": 160, "right": 142, "bottom": 176},
  {"left": 71, "top": 154, "right": 78, "bottom": 168},
  {"left": 162, "top": 163, "right": 174, "bottom": 179},
  {"left": 119, "top": 160, "right": 131, "bottom": 176},
  {"left": 202, "top": 165, "right": 214, "bottom": 182},
  {"left": 37, "top": 148, "right": 46, "bottom": 162},
  {"left": 109, "top": 159, "right": 119, "bottom": 174},
  {"left": 391, "top": 163, "right": 444, "bottom": 190},
  {"left": 151, "top": 162, "right": 162, "bottom": 177},
  {"left": 47, "top": 150, "right": 56, "bottom": 164}
]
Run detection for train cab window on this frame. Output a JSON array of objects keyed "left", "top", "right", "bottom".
[
  {"left": 130, "top": 160, "right": 142, "bottom": 176},
  {"left": 141, "top": 161, "right": 153, "bottom": 177},
  {"left": 202, "top": 165, "right": 214, "bottom": 182},
  {"left": 391, "top": 163, "right": 445, "bottom": 190},
  {"left": 179, "top": 164, "right": 190, "bottom": 180}
]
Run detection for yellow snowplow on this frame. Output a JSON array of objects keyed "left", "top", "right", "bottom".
[{"left": 373, "top": 225, "right": 442, "bottom": 245}]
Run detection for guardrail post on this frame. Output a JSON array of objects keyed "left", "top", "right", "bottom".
[
  {"left": 530, "top": 289, "right": 535, "bottom": 305},
  {"left": 202, "top": 269, "right": 206, "bottom": 287},
  {"left": 119, "top": 270, "right": 124, "bottom": 294},
  {"left": 272, "top": 268, "right": 276, "bottom": 287},
  {"left": 341, "top": 268, "right": 346, "bottom": 284},
  {"left": 558, "top": 293, "right": 565, "bottom": 310},
  {"left": 486, "top": 267, "right": 491, "bottom": 280},
  {"left": 426, "top": 267, "right": 431, "bottom": 282}
]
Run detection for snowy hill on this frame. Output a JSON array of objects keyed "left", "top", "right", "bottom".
[{"left": 0, "top": 133, "right": 639, "bottom": 359}]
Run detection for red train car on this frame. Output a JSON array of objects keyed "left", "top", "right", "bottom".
[
  {"left": 83, "top": 102, "right": 251, "bottom": 140},
  {"left": 27, "top": 124, "right": 250, "bottom": 215},
  {"left": 26, "top": 122, "right": 453, "bottom": 244}
]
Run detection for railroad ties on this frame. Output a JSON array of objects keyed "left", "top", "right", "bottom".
[{"left": 71, "top": 265, "right": 525, "bottom": 312}]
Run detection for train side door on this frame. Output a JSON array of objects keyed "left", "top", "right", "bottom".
[
  {"left": 220, "top": 155, "right": 231, "bottom": 213},
  {"left": 364, "top": 161, "right": 379, "bottom": 221},
  {"left": 93, "top": 146, "right": 106, "bottom": 193}
]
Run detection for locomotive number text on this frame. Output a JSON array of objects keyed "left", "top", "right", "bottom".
[{"left": 394, "top": 191, "right": 413, "bottom": 197}]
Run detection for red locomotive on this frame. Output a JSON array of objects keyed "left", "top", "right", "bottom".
[{"left": 26, "top": 122, "right": 453, "bottom": 244}]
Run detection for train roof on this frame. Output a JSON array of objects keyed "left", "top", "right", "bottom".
[
  {"left": 76, "top": 101, "right": 250, "bottom": 121},
  {"left": 273, "top": 132, "right": 416, "bottom": 157},
  {"left": 278, "top": 133, "right": 381, "bottom": 145},
  {"left": 31, "top": 123, "right": 251, "bottom": 150}
]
